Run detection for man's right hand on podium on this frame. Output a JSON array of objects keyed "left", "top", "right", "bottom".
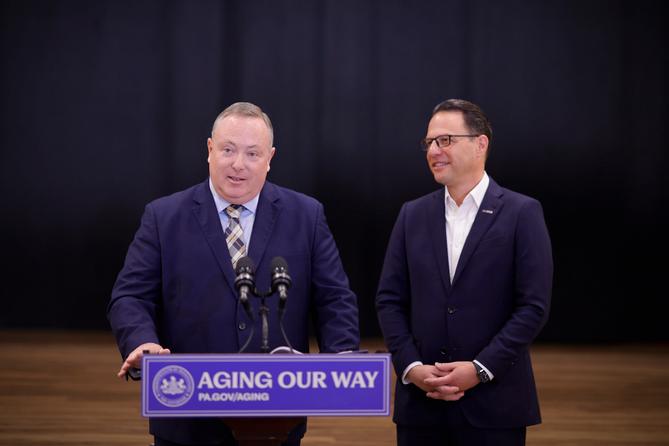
[{"left": 117, "top": 342, "right": 171, "bottom": 378}]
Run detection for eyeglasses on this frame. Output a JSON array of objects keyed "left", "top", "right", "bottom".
[{"left": 420, "top": 134, "right": 480, "bottom": 151}]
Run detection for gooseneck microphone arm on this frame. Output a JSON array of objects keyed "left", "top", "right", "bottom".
[
  {"left": 234, "top": 256, "right": 296, "bottom": 354},
  {"left": 235, "top": 257, "right": 256, "bottom": 353},
  {"left": 270, "top": 257, "right": 294, "bottom": 352}
]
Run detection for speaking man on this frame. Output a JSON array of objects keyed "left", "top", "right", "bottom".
[{"left": 108, "top": 102, "right": 359, "bottom": 446}]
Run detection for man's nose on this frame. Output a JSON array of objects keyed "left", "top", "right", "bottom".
[
  {"left": 231, "top": 152, "right": 245, "bottom": 169},
  {"left": 427, "top": 140, "right": 443, "bottom": 153}
]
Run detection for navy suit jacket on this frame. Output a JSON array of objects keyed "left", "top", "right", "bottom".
[
  {"left": 376, "top": 178, "right": 552, "bottom": 429},
  {"left": 108, "top": 180, "right": 359, "bottom": 443}
]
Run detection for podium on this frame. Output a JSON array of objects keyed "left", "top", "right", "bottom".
[
  {"left": 224, "top": 417, "right": 305, "bottom": 445},
  {"left": 141, "top": 353, "right": 390, "bottom": 445}
]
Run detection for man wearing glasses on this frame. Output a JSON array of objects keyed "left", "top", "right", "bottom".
[{"left": 376, "top": 99, "right": 553, "bottom": 445}]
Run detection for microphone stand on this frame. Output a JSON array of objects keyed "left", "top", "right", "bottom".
[
  {"left": 235, "top": 256, "right": 294, "bottom": 354},
  {"left": 259, "top": 297, "right": 270, "bottom": 353},
  {"left": 237, "top": 287, "right": 293, "bottom": 354}
]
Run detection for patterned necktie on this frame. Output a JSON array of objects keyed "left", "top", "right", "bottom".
[{"left": 225, "top": 204, "right": 246, "bottom": 268}]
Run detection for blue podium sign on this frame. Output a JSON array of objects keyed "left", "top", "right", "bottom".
[{"left": 141, "top": 353, "right": 391, "bottom": 417}]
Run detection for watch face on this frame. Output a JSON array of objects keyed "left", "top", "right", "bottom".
[{"left": 478, "top": 369, "right": 490, "bottom": 383}]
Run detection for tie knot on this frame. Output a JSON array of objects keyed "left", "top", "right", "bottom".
[{"left": 225, "top": 204, "right": 243, "bottom": 220}]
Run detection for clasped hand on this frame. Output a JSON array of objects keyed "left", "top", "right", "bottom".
[{"left": 407, "top": 361, "right": 480, "bottom": 401}]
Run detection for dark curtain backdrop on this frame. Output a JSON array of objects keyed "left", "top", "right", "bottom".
[{"left": 1, "top": 1, "right": 666, "bottom": 341}]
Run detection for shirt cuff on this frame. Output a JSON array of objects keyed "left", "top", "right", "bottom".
[
  {"left": 473, "top": 359, "right": 494, "bottom": 381},
  {"left": 401, "top": 361, "right": 424, "bottom": 384}
]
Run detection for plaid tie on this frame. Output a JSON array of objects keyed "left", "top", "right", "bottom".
[{"left": 225, "top": 204, "right": 246, "bottom": 268}]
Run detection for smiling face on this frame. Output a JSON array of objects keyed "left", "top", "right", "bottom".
[
  {"left": 207, "top": 115, "right": 275, "bottom": 204},
  {"left": 426, "top": 111, "right": 488, "bottom": 195}
]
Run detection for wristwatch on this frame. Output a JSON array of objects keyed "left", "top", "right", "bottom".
[{"left": 473, "top": 361, "right": 490, "bottom": 383}]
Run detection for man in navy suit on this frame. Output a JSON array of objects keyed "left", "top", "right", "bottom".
[
  {"left": 376, "top": 99, "right": 552, "bottom": 445},
  {"left": 108, "top": 102, "right": 359, "bottom": 446}
]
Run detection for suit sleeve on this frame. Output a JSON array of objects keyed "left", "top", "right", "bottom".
[
  {"left": 476, "top": 199, "right": 553, "bottom": 378},
  {"left": 309, "top": 203, "right": 360, "bottom": 353},
  {"left": 375, "top": 204, "right": 422, "bottom": 376},
  {"left": 107, "top": 204, "right": 162, "bottom": 359}
]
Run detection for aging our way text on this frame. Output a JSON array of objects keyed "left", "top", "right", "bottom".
[{"left": 197, "top": 370, "right": 380, "bottom": 390}]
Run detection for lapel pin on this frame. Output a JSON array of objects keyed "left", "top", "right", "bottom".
[{"left": 481, "top": 209, "right": 494, "bottom": 214}]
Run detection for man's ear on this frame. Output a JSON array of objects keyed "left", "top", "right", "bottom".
[
  {"left": 477, "top": 135, "right": 489, "bottom": 159},
  {"left": 207, "top": 137, "right": 214, "bottom": 163},
  {"left": 267, "top": 147, "right": 276, "bottom": 172}
]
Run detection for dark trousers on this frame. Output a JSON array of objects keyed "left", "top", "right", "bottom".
[
  {"left": 397, "top": 425, "right": 525, "bottom": 446},
  {"left": 397, "top": 406, "right": 526, "bottom": 446}
]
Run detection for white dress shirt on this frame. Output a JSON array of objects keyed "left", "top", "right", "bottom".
[{"left": 446, "top": 172, "right": 489, "bottom": 281}]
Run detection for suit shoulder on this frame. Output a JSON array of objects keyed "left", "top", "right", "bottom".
[
  {"left": 266, "top": 182, "right": 322, "bottom": 210},
  {"left": 402, "top": 188, "right": 443, "bottom": 212},
  {"left": 145, "top": 182, "right": 203, "bottom": 213},
  {"left": 498, "top": 185, "right": 543, "bottom": 209}
]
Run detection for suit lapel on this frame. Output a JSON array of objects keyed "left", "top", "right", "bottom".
[
  {"left": 191, "top": 180, "right": 237, "bottom": 295},
  {"left": 451, "top": 178, "right": 504, "bottom": 285},
  {"left": 248, "top": 182, "right": 279, "bottom": 268},
  {"left": 428, "top": 189, "right": 452, "bottom": 293}
]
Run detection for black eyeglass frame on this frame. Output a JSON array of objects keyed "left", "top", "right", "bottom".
[{"left": 420, "top": 134, "right": 481, "bottom": 151}]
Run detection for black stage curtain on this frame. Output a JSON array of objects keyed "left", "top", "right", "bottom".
[{"left": 1, "top": 0, "right": 666, "bottom": 341}]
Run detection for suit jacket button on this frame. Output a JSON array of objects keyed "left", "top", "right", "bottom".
[
  {"left": 440, "top": 348, "right": 448, "bottom": 355},
  {"left": 238, "top": 322, "right": 247, "bottom": 330},
  {"left": 447, "top": 307, "right": 456, "bottom": 314}
]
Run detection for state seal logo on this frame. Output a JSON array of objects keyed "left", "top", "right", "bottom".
[{"left": 152, "top": 365, "right": 195, "bottom": 407}]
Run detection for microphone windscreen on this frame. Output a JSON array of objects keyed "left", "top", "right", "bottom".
[
  {"left": 270, "top": 256, "right": 288, "bottom": 272},
  {"left": 236, "top": 256, "right": 255, "bottom": 274}
]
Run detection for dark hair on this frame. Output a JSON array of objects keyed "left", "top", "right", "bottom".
[{"left": 432, "top": 99, "right": 492, "bottom": 143}]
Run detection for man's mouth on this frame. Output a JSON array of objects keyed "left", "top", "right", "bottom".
[
  {"left": 431, "top": 161, "right": 450, "bottom": 168},
  {"left": 227, "top": 175, "right": 246, "bottom": 183}
]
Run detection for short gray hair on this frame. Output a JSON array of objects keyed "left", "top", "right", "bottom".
[{"left": 211, "top": 102, "right": 274, "bottom": 146}]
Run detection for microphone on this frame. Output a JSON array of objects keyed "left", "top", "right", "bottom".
[
  {"left": 270, "top": 257, "right": 291, "bottom": 314},
  {"left": 234, "top": 256, "right": 256, "bottom": 321}
]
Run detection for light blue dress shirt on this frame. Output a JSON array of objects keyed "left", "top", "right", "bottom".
[{"left": 208, "top": 178, "right": 259, "bottom": 248}]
